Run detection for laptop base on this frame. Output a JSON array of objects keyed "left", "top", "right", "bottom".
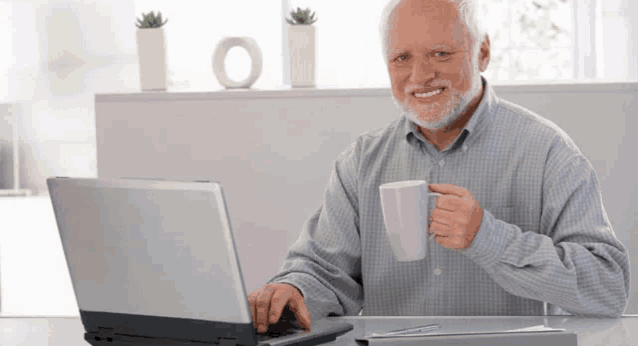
[
  {"left": 85, "top": 332, "right": 345, "bottom": 346},
  {"left": 82, "top": 310, "right": 259, "bottom": 346},
  {"left": 85, "top": 332, "right": 222, "bottom": 346}
]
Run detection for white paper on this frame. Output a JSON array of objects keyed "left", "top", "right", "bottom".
[
  {"left": 369, "top": 332, "right": 440, "bottom": 339},
  {"left": 503, "top": 325, "right": 567, "bottom": 333},
  {"left": 366, "top": 325, "right": 567, "bottom": 339}
]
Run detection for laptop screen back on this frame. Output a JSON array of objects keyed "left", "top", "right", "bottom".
[{"left": 47, "top": 177, "right": 251, "bottom": 324}]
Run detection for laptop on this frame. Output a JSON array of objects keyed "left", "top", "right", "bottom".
[{"left": 47, "top": 177, "right": 354, "bottom": 346}]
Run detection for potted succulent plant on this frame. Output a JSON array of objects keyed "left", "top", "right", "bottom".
[
  {"left": 286, "top": 7, "right": 317, "bottom": 88},
  {"left": 135, "top": 11, "right": 169, "bottom": 91}
]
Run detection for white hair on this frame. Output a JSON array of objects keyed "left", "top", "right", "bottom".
[{"left": 379, "top": 0, "right": 487, "bottom": 65}]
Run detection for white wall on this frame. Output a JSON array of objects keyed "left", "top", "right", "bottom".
[
  {"left": 0, "top": 196, "right": 77, "bottom": 316},
  {"left": 0, "top": 0, "right": 138, "bottom": 317},
  {"left": 2, "top": 0, "right": 139, "bottom": 196},
  {"left": 95, "top": 83, "right": 638, "bottom": 316},
  {"left": 627, "top": 0, "right": 638, "bottom": 79},
  {"left": 599, "top": 0, "right": 638, "bottom": 80},
  {"left": 1, "top": 0, "right": 638, "bottom": 317},
  {"left": 5, "top": 0, "right": 637, "bottom": 197},
  {"left": 3, "top": 82, "right": 637, "bottom": 316}
]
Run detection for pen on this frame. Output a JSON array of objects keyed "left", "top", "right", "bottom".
[{"left": 377, "top": 323, "right": 441, "bottom": 336}]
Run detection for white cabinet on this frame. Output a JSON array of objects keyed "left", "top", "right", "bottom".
[
  {"left": 94, "top": 89, "right": 398, "bottom": 293},
  {"left": 94, "top": 85, "right": 638, "bottom": 313}
]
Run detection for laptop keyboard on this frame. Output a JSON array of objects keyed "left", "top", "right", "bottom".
[{"left": 256, "top": 327, "right": 304, "bottom": 342}]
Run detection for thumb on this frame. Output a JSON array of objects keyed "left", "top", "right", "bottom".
[
  {"left": 429, "top": 183, "right": 463, "bottom": 197},
  {"left": 290, "top": 297, "right": 312, "bottom": 331},
  {"left": 428, "top": 183, "right": 448, "bottom": 191}
]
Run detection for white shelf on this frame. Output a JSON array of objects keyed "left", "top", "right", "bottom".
[{"left": 94, "top": 81, "right": 638, "bottom": 103}]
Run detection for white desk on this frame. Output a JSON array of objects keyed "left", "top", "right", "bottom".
[{"left": 1, "top": 315, "right": 636, "bottom": 345}]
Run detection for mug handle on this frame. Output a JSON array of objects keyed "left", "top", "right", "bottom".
[{"left": 427, "top": 192, "right": 442, "bottom": 239}]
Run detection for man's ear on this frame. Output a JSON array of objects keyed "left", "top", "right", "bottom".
[{"left": 478, "top": 35, "right": 490, "bottom": 72}]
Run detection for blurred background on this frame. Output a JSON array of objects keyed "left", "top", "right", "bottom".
[{"left": 0, "top": 0, "right": 636, "bottom": 316}]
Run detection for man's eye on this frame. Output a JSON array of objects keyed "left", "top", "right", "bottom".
[
  {"left": 435, "top": 52, "right": 452, "bottom": 58},
  {"left": 395, "top": 54, "right": 408, "bottom": 62}
]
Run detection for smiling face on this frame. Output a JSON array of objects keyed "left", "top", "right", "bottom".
[{"left": 387, "top": 0, "right": 489, "bottom": 131}]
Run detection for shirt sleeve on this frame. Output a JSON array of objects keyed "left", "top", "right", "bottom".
[
  {"left": 462, "top": 144, "right": 631, "bottom": 317},
  {"left": 266, "top": 141, "right": 364, "bottom": 323}
]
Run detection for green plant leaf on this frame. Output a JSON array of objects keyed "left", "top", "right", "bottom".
[{"left": 286, "top": 7, "right": 317, "bottom": 25}]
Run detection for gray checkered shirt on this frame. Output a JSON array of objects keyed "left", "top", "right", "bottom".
[{"left": 267, "top": 77, "right": 630, "bottom": 320}]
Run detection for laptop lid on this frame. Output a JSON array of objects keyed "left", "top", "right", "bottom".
[
  {"left": 47, "top": 177, "right": 353, "bottom": 346},
  {"left": 47, "top": 176, "right": 249, "bottom": 322}
]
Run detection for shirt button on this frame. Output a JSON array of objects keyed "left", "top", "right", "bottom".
[
  {"left": 439, "top": 160, "right": 445, "bottom": 167},
  {"left": 434, "top": 268, "right": 442, "bottom": 276},
  {"left": 463, "top": 145, "right": 468, "bottom": 152}
]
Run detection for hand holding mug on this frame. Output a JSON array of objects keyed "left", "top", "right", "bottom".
[{"left": 427, "top": 184, "right": 483, "bottom": 250}]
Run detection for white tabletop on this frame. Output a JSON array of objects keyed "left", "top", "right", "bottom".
[{"left": 0, "top": 315, "right": 636, "bottom": 345}]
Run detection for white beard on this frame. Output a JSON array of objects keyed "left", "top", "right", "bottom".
[{"left": 392, "top": 58, "right": 483, "bottom": 131}]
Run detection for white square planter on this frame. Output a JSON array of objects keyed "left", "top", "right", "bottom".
[
  {"left": 287, "top": 25, "right": 316, "bottom": 88},
  {"left": 136, "top": 28, "right": 168, "bottom": 92}
]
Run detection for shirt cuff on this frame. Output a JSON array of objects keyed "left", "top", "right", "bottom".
[
  {"left": 461, "top": 208, "right": 513, "bottom": 268},
  {"left": 267, "top": 274, "right": 309, "bottom": 299}
]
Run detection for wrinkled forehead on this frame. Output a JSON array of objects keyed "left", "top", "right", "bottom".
[{"left": 387, "top": 0, "right": 471, "bottom": 51}]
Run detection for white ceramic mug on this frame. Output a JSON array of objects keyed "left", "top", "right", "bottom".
[{"left": 379, "top": 180, "right": 442, "bottom": 261}]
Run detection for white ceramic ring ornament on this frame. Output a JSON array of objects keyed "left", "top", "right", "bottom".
[{"left": 212, "top": 37, "right": 263, "bottom": 89}]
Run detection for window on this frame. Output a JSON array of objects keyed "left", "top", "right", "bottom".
[
  {"left": 135, "top": 0, "right": 633, "bottom": 91},
  {"left": 480, "top": 0, "right": 575, "bottom": 83}
]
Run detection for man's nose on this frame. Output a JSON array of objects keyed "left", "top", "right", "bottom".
[{"left": 410, "top": 56, "right": 437, "bottom": 84}]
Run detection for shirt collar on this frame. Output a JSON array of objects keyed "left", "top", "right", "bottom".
[{"left": 403, "top": 76, "right": 498, "bottom": 147}]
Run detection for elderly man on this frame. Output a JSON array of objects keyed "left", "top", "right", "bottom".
[{"left": 248, "top": 0, "right": 631, "bottom": 332}]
